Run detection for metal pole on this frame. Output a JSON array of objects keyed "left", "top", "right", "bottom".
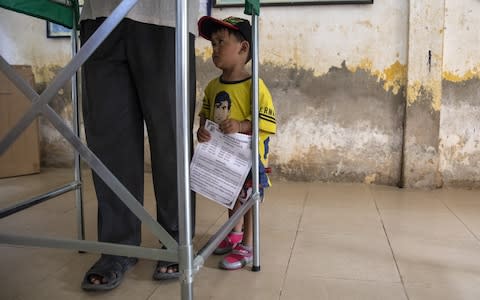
[
  {"left": 251, "top": 14, "right": 261, "bottom": 272},
  {"left": 176, "top": 0, "right": 194, "bottom": 299},
  {"left": 0, "top": 233, "right": 177, "bottom": 261},
  {"left": 0, "top": 182, "right": 80, "bottom": 219},
  {"left": 0, "top": 0, "right": 139, "bottom": 156},
  {"left": 194, "top": 195, "right": 257, "bottom": 268},
  {"left": 70, "top": 10, "right": 85, "bottom": 242}
]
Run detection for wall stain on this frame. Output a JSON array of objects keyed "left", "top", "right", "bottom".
[
  {"left": 33, "top": 57, "right": 480, "bottom": 188},
  {"left": 247, "top": 61, "right": 405, "bottom": 185},
  {"left": 407, "top": 79, "right": 442, "bottom": 111},
  {"left": 196, "top": 47, "right": 408, "bottom": 96},
  {"left": 402, "top": 84, "right": 442, "bottom": 188},
  {"left": 31, "top": 65, "right": 79, "bottom": 167},
  {"left": 38, "top": 58, "right": 408, "bottom": 186},
  {"left": 443, "top": 65, "right": 480, "bottom": 82},
  {"left": 33, "top": 65, "right": 59, "bottom": 85},
  {"left": 346, "top": 59, "right": 408, "bottom": 96},
  {"left": 383, "top": 61, "right": 407, "bottom": 94},
  {"left": 355, "top": 20, "right": 374, "bottom": 29},
  {"left": 440, "top": 78, "right": 480, "bottom": 187}
]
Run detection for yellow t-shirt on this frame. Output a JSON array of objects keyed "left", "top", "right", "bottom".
[{"left": 200, "top": 76, "right": 276, "bottom": 187}]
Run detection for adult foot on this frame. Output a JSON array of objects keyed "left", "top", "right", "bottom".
[
  {"left": 81, "top": 256, "right": 138, "bottom": 291},
  {"left": 153, "top": 261, "right": 180, "bottom": 280}
]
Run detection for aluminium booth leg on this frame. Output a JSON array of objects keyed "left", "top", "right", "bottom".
[
  {"left": 70, "top": 14, "right": 85, "bottom": 243},
  {"left": 251, "top": 14, "right": 261, "bottom": 273},
  {"left": 176, "top": 0, "right": 195, "bottom": 299}
]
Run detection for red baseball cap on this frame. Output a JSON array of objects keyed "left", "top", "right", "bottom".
[{"left": 198, "top": 16, "right": 252, "bottom": 44}]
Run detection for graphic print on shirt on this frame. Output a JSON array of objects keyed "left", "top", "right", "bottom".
[{"left": 213, "top": 91, "right": 231, "bottom": 124}]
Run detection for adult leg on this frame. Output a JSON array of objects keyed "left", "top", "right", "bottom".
[
  {"left": 126, "top": 22, "right": 196, "bottom": 242},
  {"left": 126, "top": 21, "right": 197, "bottom": 279},
  {"left": 80, "top": 19, "right": 143, "bottom": 290}
]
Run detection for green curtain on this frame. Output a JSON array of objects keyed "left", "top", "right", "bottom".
[
  {"left": 0, "top": 0, "right": 79, "bottom": 28},
  {"left": 244, "top": 0, "right": 260, "bottom": 16}
]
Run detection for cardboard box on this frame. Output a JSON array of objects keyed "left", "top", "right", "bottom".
[{"left": 0, "top": 65, "right": 40, "bottom": 178}]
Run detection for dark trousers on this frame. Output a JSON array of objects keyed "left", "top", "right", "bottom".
[{"left": 80, "top": 18, "right": 196, "bottom": 247}]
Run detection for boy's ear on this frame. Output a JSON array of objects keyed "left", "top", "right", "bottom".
[{"left": 240, "top": 40, "right": 250, "bottom": 54}]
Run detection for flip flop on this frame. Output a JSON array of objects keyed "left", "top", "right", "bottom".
[
  {"left": 81, "top": 255, "right": 138, "bottom": 291},
  {"left": 152, "top": 260, "right": 180, "bottom": 280}
]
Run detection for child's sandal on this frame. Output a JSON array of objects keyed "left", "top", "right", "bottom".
[
  {"left": 219, "top": 244, "right": 253, "bottom": 270},
  {"left": 213, "top": 231, "right": 243, "bottom": 255}
]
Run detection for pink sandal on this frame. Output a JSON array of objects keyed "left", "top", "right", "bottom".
[
  {"left": 219, "top": 244, "right": 253, "bottom": 270},
  {"left": 214, "top": 231, "right": 243, "bottom": 255}
]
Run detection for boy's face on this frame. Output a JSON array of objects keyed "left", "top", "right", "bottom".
[{"left": 210, "top": 28, "right": 247, "bottom": 70}]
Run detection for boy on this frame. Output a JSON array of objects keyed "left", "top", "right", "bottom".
[{"left": 197, "top": 16, "right": 276, "bottom": 270}]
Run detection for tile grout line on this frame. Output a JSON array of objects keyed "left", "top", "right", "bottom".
[
  {"left": 278, "top": 186, "right": 310, "bottom": 300},
  {"left": 369, "top": 187, "right": 411, "bottom": 300},
  {"left": 146, "top": 284, "right": 159, "bottom": 300},
  {"left": 440, "top": 197, "right": 480, "bottom": 242},
  {"left": 195, "top": 209, "right": 230, "bottom": 247}
]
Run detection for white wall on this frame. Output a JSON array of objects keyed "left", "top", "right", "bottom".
[
  {"left": 198, "top": 0, "right": 408, "bottom": 85},
  {"left": 0, "top": 9, "right": 72, "bottom": 82},
  {"left": 443, "top": 0, "right": 480, "bottom": 77}
]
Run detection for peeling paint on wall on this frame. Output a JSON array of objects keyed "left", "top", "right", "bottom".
[
  {"left": 406, "top": 80, "right": 442, "bottom": 111},
  {"left": 443, "top": 66, "right": 480, "bottom": 83}
]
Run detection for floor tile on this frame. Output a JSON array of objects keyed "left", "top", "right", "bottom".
[
  {"left": 379, "top": 210, "right": 475, "bottom": 241},
  {"left": 307, "top": 183, "right": 377, "bottom": 212},
  {"left": 281, "top": 277, "right": 408, "bottom": 300},
  {"left": 287, "top": 232, "right": 400, "bottom": 282},
  {"left": 390, "top": 237, "right": 480, "bottom": 284},
  {"left": 3, "top": 169, "right": 480, "bottom": 300},
  {"left": 405, "top": 280, "right": 480, "bottom": 300},
  {"left": 299, "top": 207, "right": 385, "bottom": 236},
  {"left": 371, "top": 188, "right": 451, "bottom": 214},
  {"left": 406, "top": 279, "right": 480, "bottom": 300}
]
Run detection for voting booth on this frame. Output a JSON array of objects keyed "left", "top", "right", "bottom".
[{"left": 0, "top": 1, "right": 262, "bottom": 299}]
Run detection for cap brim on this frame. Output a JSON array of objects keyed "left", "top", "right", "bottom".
[{"left": 198, "top": 16, "right": 240, "bottom": 41}]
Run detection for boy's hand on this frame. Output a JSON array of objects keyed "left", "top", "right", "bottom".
[
  {"left": 220, "top": 119, "right": 241, "bottom": 134},
  {"left": 197, "top": 126, "right": 211, "bottom": 143}
]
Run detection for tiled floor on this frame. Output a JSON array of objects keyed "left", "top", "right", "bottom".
[{"left": 1, "top": 168, "right": 480, "bottom": 300}]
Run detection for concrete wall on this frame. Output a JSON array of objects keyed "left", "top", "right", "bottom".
[
  {"left": 440, "top": 0, "right": 480, "bottom": 187},
  {"left": 199, "top": 0, "right": 408, "bottom": 185},
  {"left": 1, "top": 1, "right": 480, "bottom": 188},
  {"left": 402, "top": 0, "right": 445, "bottom": 188}
]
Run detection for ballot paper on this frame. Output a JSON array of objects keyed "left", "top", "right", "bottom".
[{"left": 190, "top": 119, "right": 252, "bottom": 209}]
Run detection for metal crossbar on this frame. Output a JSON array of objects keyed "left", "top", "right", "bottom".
[
  {"left": 0, "top": 0, "right": 178, "bottom": 262},
  {"left": 0, "top": 1, "right": 262, "bottom": 299}
]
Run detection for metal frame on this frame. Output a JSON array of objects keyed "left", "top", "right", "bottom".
[{"left": 0, "top": 1, "right": 262, "bottom": 299}]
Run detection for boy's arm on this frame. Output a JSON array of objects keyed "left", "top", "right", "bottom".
[
  {"left": 239, "top": 120, "right": 251, "bottom": 134},
  {"left": 197, "top": 114, "right": 211, "bottom": 143},
  {"left": 199, "top": 114, "right": 206, "bottom": 127},
  {"left": 219, "top": 119, "right": 251, "bottom": 134},
  {"left": 258, "top": 80, "right": 276, "bottom": 135}
]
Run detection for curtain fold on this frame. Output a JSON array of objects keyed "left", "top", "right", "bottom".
[
  {"left": 0, "top": 0, "right": 79, "bottom": 28},
  {"left": 244, "top": 0, "right": 260, "bottom": 16}
]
